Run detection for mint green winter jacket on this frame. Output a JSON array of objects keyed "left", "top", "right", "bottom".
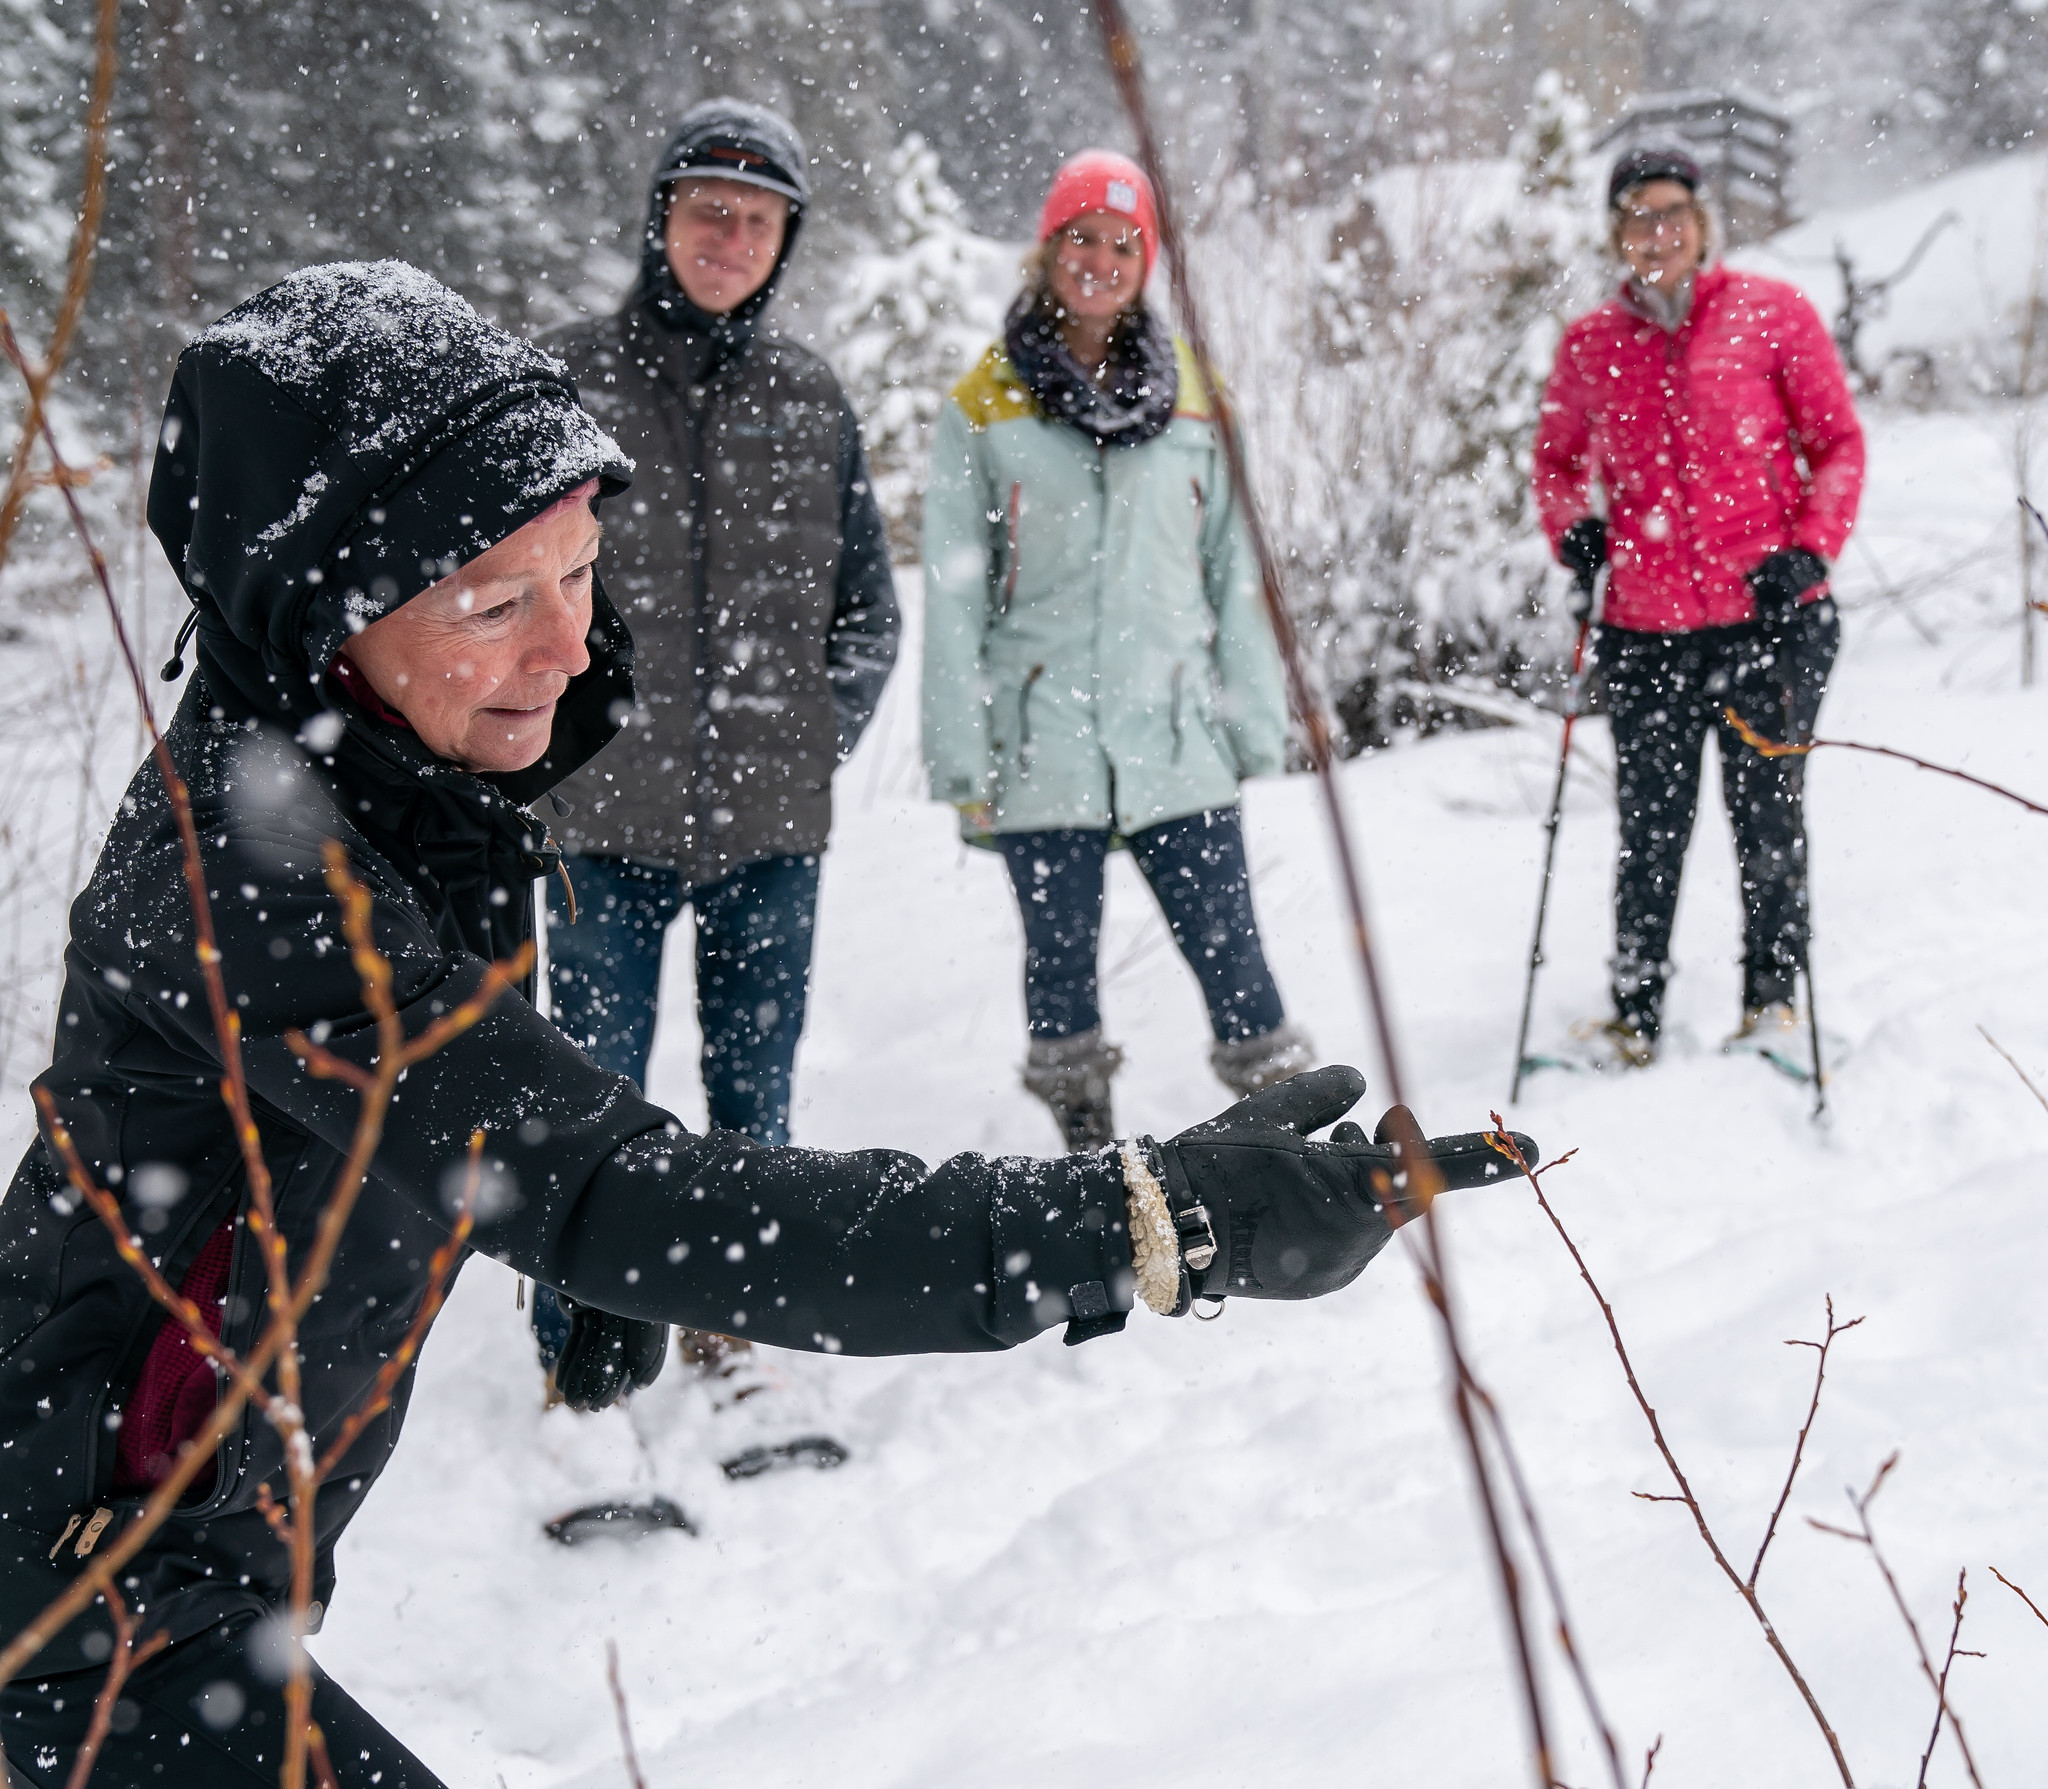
[{"left": 920, "top": 339, "right": 1290, "bottom": 838}]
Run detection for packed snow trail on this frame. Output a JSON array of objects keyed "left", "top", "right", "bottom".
[
  {"left": 0, "top": 410, "right": 2038, "bottom": 1786},
  {"left": 255, "top": 406, "right": 2044, "bottom": 1787}
]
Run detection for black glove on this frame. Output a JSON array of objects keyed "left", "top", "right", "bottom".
[
  {"left": 552, "top": 1298, "right": 669, "bottom": 1413},
  {"left": 1559, "top": 516, "right": 1608, "bottom": 618},
  {"left": 1746, "top": 549, "right": 1829, "bottom": 625},
  {"left": 1147, "top": 1065, "right": 1537, "bottom": 1311}
]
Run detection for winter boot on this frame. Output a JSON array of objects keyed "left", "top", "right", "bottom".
[
  {"left": 1723, "top": 1001, "right": 1800, "bottom": 1053},
  {"left": 1570, "top": 1014, "right": 1658, "bottom": 1069},
  {"left": 1210, "top": 1020, "right": 1316, "bottom": 1099},
  {"left": 1022, "top": 1028, "right": 1124, "bottom": 1153}
]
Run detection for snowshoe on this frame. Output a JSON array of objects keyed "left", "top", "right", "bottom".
[
  {"left": 1722, "top": 1004, "right": 1843, "bottom": 1086},
  {"left": 1521, "top": 1016, "right": 1658, "bottom": 1079},
  {"left": 719, "top": 1435, "right": 851, "bottom": 1481},
  {"left": 544, "top": 1494, "right": 695, "bottom": 1546}
]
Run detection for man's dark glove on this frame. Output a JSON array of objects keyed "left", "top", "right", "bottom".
[
  {"left": 1559, "top": 515, "right": 1608, "bottom": 618},
  {"left": 1746, "top": 549, "right": 1829, "bottom": 624},
  {"left": 1146, "top": 1065, "right": 1537, "bottom": 1311},
  {"left": 552, "top": 1298, "right": 669, "bottom": 1413}
]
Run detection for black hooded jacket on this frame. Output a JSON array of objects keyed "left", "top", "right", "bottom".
[{"left": 0, "top": 265, "right": 1132, "bottom": 1673}]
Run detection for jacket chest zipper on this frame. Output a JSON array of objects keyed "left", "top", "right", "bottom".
[{"left": 998, "top": 481, "right": 1022, "bottom": 619}]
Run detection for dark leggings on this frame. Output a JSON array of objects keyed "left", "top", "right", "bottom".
[
  {"left": 1601, "top": 600, "right": 1839, "bottom": 1034},
  {"left": 1, "top": 1614, "right": 443, "bottom": 1787},
  {"left": 996, "top": 806, "right": 1286, "bottom": 1043}
]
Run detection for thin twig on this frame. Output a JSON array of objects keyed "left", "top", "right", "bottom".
[
  {"left": 1489, "top": 1126, "right": 1857, "bottom": 1787},
  {"left": 1638, "top": 1735, "right": 1662, "bottom": 1789},
  {"left": 1916, "top": 1574, "right": 1978, "bottom": 1789},
  {"left": 1807, "top": 1460, "right": 1983, "bottom": 1789},
  {"left": 1989, "top": 1565, "right": 2048, "bottom": 1630},
  {"left": 33, "top": 1091, "right": 277, "bottom": 1413},
  {"left": 62, "top": 1585, "right": 169, "bottom": 1789},
  {"left": 1749, "top": 1297, "right": 1864, "bottom": 1590},
  {"left": 1978, "top": 1026, "right": 2048, "bottom": 1117},
  {"left": 0, "top": 0, "right": 121, "bottom": 573},
  {"left": 1086, "top": 8, "right": 1567, "bottom": 1783},
  {"left": 606, "top": 1640, "right": 649, "bottom": 1789},
  {"left": 315, "top": 1129, "right": 484, "bottom": 1477},
  {"left": 1725, "top": 705, "right": 2048, "bottom": 817}
]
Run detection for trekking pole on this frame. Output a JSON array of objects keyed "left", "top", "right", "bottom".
[
  {"left": 1784, "top": 674, "right": 1828, "bottom": 1122},
  {"left": 1508, "top": 607, "right": 1595, "bottom": 1104}
]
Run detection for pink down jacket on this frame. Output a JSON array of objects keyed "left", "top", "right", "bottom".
[{"left": 1533, "top": 264, "right": 1865, "bottom": 634}]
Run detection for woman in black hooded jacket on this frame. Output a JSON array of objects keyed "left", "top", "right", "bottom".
[{"left": 0, "top": 263, "right": 1527, "bottom": 1787}]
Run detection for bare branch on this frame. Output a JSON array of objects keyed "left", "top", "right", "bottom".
[
  {"left": 1990, "top": 1565, "right": 2048, "bottom": 1630},
  {"left": 1809, "top": 1459, "right": 1983, "bottom": 1789},
  {"left": 1978, "top": 1026, "right": 2048, "bottom": 1118},
  {"left": 1725, "top": 705, "right": 2048, "bottom": 817},
  {"left": 1750, "top": 1298, "right": 1864, "bottom": 1589},
  {"left": 1916, "top": 1574, "right": 1973, "bottom": 1789},
  {"left": 1491, "top": 1125, "right": 1856, "bottom": 1786},
  {"left": 315, "top": 1129, "right": 483, "bottom": 1478},
  {"left": 606, "top": 1640, "right": 649, "bottom": 1789},
  {"left": 1082, "top": 8, "right": 1578, "bottom": 1784},
  {"left": 1638, "top": 1735, "right": 1663, "bottom": 1789},
  {"left": 0, "top": 0, "right": 120, "bottom": 573},
  {"left": 61, "top": 1584, "right": 169, "bottom": 1789},
  {"left": 32, "top": 1087, "right": 275, "bottom": 1413}
]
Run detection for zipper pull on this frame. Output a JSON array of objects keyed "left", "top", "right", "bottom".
[
  {"left": 48, "top": 1513, "right": 82, "bottom": 1561},
  {"left": 74, "top": 1507, "right": 116, "bottom": 1557}
]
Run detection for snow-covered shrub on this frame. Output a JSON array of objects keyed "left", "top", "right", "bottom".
[
  {"left": 1194, "top": 71, "right": 1608, "bottom": 751},
  {"left": 824, "top": 134, "right": 1015, "bottom": 559}
]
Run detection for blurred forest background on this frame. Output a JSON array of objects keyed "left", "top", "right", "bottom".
[{"left": 4, "top": 0, "right": 2048, "bottom": 741}]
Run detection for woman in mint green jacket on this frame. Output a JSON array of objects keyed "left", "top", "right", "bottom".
[{"left": 921, "top": 149, "right": 1309, "bottom": 1151}]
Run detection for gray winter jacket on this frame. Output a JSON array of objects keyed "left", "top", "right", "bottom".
[{"left": 550, "top": 106, "right": 896, "bottom": 884}]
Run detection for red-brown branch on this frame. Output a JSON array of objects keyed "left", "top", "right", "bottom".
[
  {"left": 1725, "top": 706, "right": 2048, "bottom": 817},
  {"left": 1978, "top": 1026, "right": 2048, "bottom": 1118},
  {"left": 315, "top": 1130, "right": 483, "bottom": 1478},
  {"left": 0, "top": 0, "right": 121, "bottom": 572},
  {"left": 1807, "top": 1459, "right": 1983, "bottom": 1788},
  {"left": 0, "top": 306, "right": 296, "bottom": 1377},
  {"left": 62, "top": 1585, "right": 169, "bottom": 1789},
  {"left": 1989, "top": 1565, "right": 2048, "bottom": 1630},
  {"left": 1085, "top": 8, "right": 1569, "bottom": 1783},
  {"left": 1490, "top": 1124, "right": 1857, "bottom": 1786},
  {"left": 33, "top": 1089, "right": 276, "bottom": 1414},
  {"left": 1749, "top": 1298, "right": 1863, "bottom": 1591},
  {"left": 606, "top": 1640, "right": 649, "bottom": 1789}
]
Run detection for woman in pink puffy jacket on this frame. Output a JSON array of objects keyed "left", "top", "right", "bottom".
[{"left": 1533, "top": 145, "right": 1865, "bottom": 1067}]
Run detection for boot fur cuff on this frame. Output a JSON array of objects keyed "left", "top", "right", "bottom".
[{"left": 1121, "top": 1140, "right": 1181, "bottom": 1315}]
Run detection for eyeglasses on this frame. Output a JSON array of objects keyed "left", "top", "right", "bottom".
[{"left": 1617, "top": 201, "right": 1699, "bottom": 244}]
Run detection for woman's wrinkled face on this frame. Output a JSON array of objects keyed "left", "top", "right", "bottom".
[
  {"left": 1615, "top": 178, "right": 1705, "bottom": 289},
  {"left": 340, "top": 499, "right": 600, "bottom": 773},
  {"left": 1047, "top": 209, "right": 1146, "bottom": 320}
]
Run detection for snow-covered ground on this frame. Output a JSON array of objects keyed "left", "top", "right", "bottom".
[{"left": 2, "top": 406, "right": 2045, "bottom": 1784}]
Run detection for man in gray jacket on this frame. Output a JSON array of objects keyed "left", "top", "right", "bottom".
[{"left": 535, "top": 99, "right": 897, "bottom": 1387}]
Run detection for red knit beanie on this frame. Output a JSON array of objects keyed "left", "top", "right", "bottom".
[{"left": 1037, "top": 150, "right": 1159, "bottom": 283}]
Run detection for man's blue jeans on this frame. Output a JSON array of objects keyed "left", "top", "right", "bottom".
[{"left": 531, "top": 851, "right": 820, "bottom": 1366}]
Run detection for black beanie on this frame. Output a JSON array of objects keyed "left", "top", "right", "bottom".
[{"left": 1608, "top": 144, "right": 1703, "bottom": 209}]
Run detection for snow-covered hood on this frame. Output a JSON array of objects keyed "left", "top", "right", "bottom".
[{"left": 147, "top": 261, "right": 636, "bottom": 800}]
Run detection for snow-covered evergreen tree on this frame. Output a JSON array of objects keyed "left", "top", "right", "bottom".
[
  {"left": 825, "top": 135, "right": 1012, "bottom": 557},
  {"left": 1202, "top": 68, "right": 1606, "bottom": 749}
]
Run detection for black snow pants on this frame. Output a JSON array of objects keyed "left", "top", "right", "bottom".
[
  {"left": 1599, "top": 598, "right": 1839, "bottom": 1036},
  {"left": 1, "top": 1613, "right": 446, "bottom": 1788}
]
